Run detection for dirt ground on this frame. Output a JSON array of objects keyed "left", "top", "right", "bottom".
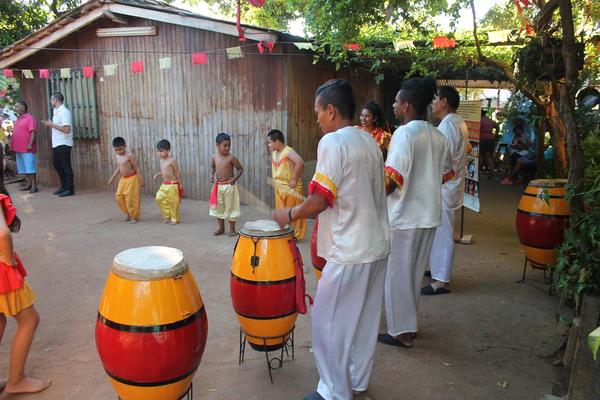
[{"left": 0, "top": 179, "right": 566, "bottom": 400}]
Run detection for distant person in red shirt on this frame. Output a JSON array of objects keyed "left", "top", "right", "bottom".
[
  {"left": 11, "top": 101, "right": 38, "bottom": 193},
  {"left": 479, "top": 110, "right": 499, "bottom": 176}
]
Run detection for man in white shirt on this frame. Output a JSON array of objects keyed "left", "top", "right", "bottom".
[
  {"left": 42, "top": 92, "right": 74, "bottom": 197},
  {"left": 378, "top": 78, "right": 453, "bottom": 348},
  {"left": 422, "top": 86, "right": 469, "bottom": 295},
  {"left": 273, "top": 79, "right": 390, "bottom": 400}
]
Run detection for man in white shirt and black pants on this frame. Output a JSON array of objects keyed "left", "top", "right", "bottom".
[
  {"left": 422, "top": 86, "right": 469, "bottom": 295},
  {"left": 43, "top": 92, "right": 74, "bottom": 197},
  {"left": 273, "top": 79, "right": 390, "bottom": 400}
]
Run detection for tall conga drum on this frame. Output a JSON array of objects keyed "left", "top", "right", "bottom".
[
  {"left": 516, "top": 179, "right": 570, "bottom": 268},
  {"left": 311, "top": 218, "right": 326, "bottom": 280},
  {"left": 230, "top": 220, "right": 297, "bottom": 351},
  {"left": 95, "top": 247, "right": 208, "bottom": 400}
]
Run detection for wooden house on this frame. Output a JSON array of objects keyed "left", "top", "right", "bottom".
[{"left": 0, "top": 0, "right": 383, "bottom": 207}]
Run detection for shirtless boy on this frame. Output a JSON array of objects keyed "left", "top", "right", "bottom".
[
  {"left": 209, "top": 133, "right": 243, "bottom": 236},
  {"left": 153, "top": 139, "right": 182, "bottom": 224},
  {"left": 108, "top": 137, "right": 143, "bottom": 223}
]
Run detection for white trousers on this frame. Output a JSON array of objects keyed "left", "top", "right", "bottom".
[
  {"left": 429, "top": 208, "right": 456, "bottom": 283},
  {"left": 384, "top": 228, "right": 436, "bottom": 336},
  {"left": 312, "top": 258, "right": 387, "bottom": 400}
]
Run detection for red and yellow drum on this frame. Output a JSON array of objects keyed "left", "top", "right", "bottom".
[
  {"left": 95, "top": 247, "right": 208, "bottom": 400},
  {"left": 311, "top": 218, "right": 326, "bottom": 280},
  {"left": 516, "top": 179, "right": 570, "bottom": 268},
  {"left": 230, "top": 220, "right": 297, "bottom": 351}
]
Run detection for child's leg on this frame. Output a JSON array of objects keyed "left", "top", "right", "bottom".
[
  {"left": 213, "top": 218, "right": 225, "bottom": 236},
  {"left": 228, "top": 220, "right": 237, "bottom": 237},
  {"left": 5, "top": 305, "right": 50, "bottom": 394},
  {"left": 156, "top": 188, "right": 171, "bottom": 222}
]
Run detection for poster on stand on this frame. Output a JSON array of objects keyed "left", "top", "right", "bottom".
[{"left": 457, "top": 101, "right": 481, "bottom": 212}]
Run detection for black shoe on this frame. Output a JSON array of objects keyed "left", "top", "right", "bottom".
[
  {"left": 54, "top": 188, "right": 66, "bottom": 195},
  {"left": 57, "top": 190, "right": 74, "bottom": 197},
  {"left": 421, "top": 284, "right": 451, "bottom": 295},
  {"left": 424, "top": 270, "right": 432, "bottom": 278},
  {"left": 303, "top": 391, "right": 325, "bottom": 400},
  {"left": 29, "top": 186, "right": 39, "bottom": 193},
  {"left": 20, "top": 185, "right": 32, "bottom": 191}
]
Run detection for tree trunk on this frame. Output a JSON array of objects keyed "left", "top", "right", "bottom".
[
  {"left": 536, "top": 107, "right": 546, "bottom": 178},
  {"left": 544, "top": 94, "right": 568, "bottom": 178},
  {"left": 558, "top": 0, "right": 585, "bottom": 217}
]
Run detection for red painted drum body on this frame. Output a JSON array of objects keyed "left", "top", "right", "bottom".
[
  {"left": 516, "top": 179, "right": 570, "bottom": 268},
  {"left": 311, "top": 218, "right": 326, "bottom": 280},
  {"left": 95, "top": 247, "right": 208, "bottom": 400},
  {"left": 230, "top": 220, "right": 297, "bottom": 351}
]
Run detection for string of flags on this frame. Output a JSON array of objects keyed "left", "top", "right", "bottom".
[{"left": 1, "top": 41, "right": 277, "bottom": 82}]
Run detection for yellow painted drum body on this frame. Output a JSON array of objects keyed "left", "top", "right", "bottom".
[
  {"left": 95, "top": 247, "right": 208, "bottom": 400},
  {"left": 516, "top": 179, "right": 570, "bottom": 268},
  {"left": 230, "top": 221, "right": 297, "bottom": 351}
]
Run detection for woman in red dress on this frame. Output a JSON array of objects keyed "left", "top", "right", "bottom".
[{"left": 357, "top": 101, "right": 392, "bottom": 160}]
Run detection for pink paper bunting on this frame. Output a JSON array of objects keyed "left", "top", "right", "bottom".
[
  {"left": 0, "top": 89, "right": 6, "bottom": 98},
  {"left": 131, "top": 61, "right": 144, "bottom": 73},
  {"left": 191, "top": 52, "right": 207, "bottom": 65},
  {"left": 39, "top": 69, "right": 50, "bottom": 79},
  {"left": 3, "top": 69, "right": 13, "bottom": 78},
  {"left": 83, "top": 66, "right": 94, "bottom": 78}
]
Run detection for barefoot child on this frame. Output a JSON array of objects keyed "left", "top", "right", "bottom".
[
  {"left": 209, "top": 133, "right": 243, "bottom": 236},
  {"left": 108, "top": 137, "right": 143, "bottom": 223},
  {"left": 0, "top": 190, "right": 51, "bottom": 394},
  {"left": 153, "top": 139, "right": 182, "bottom": 224}
]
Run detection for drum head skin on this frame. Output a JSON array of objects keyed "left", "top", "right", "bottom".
[
  {"left": 239, "top": 220, "right": 292, "bottom": 238},
  {"left": 112, "top": 246, "right": 188, "bottom": 280}
]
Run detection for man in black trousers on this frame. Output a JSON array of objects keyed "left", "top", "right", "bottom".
[{"left": 42, "top": 92, "right": 75, "bottom": 197}]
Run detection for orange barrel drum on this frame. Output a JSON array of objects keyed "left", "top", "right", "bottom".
[
  {"left": 311, "top": 218, "right": 326, "bottom": 280},
  {"left": 230, "top": 220, "right": 297, "bottom": 351},
  {"left": 95, "top": 247, "right": 208, "bottom": 400},
  {"left": 516, "top": 179, "right": 570, "bottom": 268}
]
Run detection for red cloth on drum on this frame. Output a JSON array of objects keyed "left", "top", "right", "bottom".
[
  {"left": 0, "top": 253, "right": 27, "bottom": 294},
  {"left": 0, "top": 194, "right": 17, "bottom": 226},
  {"left": 289, "top": 239, "right": 312, "bottom": 314}
]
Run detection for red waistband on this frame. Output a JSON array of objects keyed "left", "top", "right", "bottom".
[
  {"left": 122, "top": 172, "right": 138, "bottom": 178},
  {"left": 163, "top": 181, "right": 179, "bottom": 185}
]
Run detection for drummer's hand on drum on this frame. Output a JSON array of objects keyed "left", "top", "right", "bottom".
[{"left": 272, "top": 208, "right": 290, "bottom": 228}]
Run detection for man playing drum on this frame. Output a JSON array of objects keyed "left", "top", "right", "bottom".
[{"left": 273, "top": 79, "right": 390, "bottom": 400}]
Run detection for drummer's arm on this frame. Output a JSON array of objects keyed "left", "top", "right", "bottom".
[{"left": 273, "top": 193, "right": 328, "bottom": 228}]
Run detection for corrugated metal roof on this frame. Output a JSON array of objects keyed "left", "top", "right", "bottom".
[{"left": 437, "top": 79, "right": 515, "bottom": 89}]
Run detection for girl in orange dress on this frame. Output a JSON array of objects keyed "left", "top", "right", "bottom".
[
  {"left": 358, "top": 101, "right": 392, "bottom": 160},
  {"left": 0, "top": 189, "right": 50, "bottom": 395}
]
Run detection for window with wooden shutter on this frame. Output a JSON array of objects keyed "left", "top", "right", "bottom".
[{"left": 47, "top": 70, "right": 99, "bottom": 139}]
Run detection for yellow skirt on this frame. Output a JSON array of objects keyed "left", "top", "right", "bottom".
[{"left": 0, "top": 282, "right": 36, "bottom": 316}]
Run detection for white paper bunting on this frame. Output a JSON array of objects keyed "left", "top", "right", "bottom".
[
  {"left": 393, "top": 40, "right": 415, "bottom": 51},
  {"left": 159, "top": 57, "right": 172, "bottom": 69},
  {"left": 60, "top": 68, "right": 71, "bottom": 78},
  {"left": 226, "top": 46, "right": 244, "bottom": 60},
  {"left": 22, "top": 69, "right": 34, "bottom": 79},
  {"left": 103, "top": 64, "right": 117, "bottom": 76}
]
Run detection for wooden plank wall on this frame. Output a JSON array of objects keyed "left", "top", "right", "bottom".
[
  {"left": 285, "top": 52, "right": 383, "bottom": 163},
  {"left": 16, "top": 17, "right": 287, "bottom": 207}
]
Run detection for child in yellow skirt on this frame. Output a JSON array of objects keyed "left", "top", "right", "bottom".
[
  {"left": 153, "top": 139, "right": 182, "bottom": 224},
  {"left": 209, "top": 133, "right": 243, "bottom": 236},
  {"left": 108, "top": 137, "right": 143, "bottom": 223},
  {"left": 0, "top": 192, "right": 51, "bottom": 394},
  {"left": 266, "top": 129, "right": 307, "bottom": 239}
]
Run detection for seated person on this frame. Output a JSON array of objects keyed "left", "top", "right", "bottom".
[{"left": 500, "top": 125, "right": 535, "bottom": 184}]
